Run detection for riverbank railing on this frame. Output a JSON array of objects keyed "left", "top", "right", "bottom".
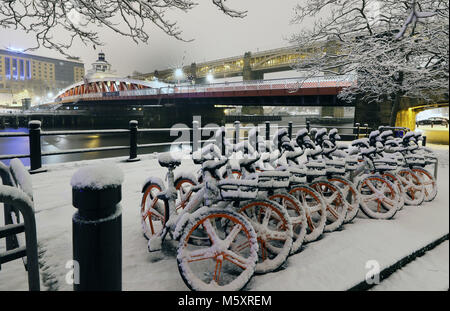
[{"left": 0, "top": 119, "right": 385, "bottom": 173}]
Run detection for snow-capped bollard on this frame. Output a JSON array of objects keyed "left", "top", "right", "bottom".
[
  {"left": 71, "top": 164, "right": 124, "bottom": 291},
  {"left": 265, "top": 121, "right": 270, "bottom": 141},
  {"left": 28, "top": 120, "right": 43, "bottom": 173},
  {"left": 127, "top": 120, "right": 140, "bottom": 162}
]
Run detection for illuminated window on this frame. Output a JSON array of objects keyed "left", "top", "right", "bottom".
[
  {"left": 26, "top": 60, "right": 31, "bottom": 79},
  {"left": 5, "top": 57, "right": 11, "bottom": 79},
  {"left": 19, "top": 59, "right": 25, "bottom": 80},
  {"left": 12, "top": 58, "right": 18, "bottom": 79}
]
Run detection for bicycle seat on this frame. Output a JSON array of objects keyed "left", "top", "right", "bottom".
[
  {"left": 380, "top": 130, "right": 394, "bottom": 142},
  {"left": 239, "top": 153, "right": 261, "bottom": 167},
  {"left": 202, "top": 157, "right": 228, "bottom": 173},
  {"left": 158, "top": 152, "right": 182, "bottom": 168},
  {"left": 361, "top": 147, "right": 377, "bottom": 157},
  {"left": 328, "top": 128, "right": 341, "bottom": 142},
  {"left": 352, "top": 138, "right": 370, "bottom": 149},
  {"left": 285, "top": 148, "right": 304, "bottom": 161}
]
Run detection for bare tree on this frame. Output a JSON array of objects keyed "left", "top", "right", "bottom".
[
  {"left": 0, "top": 0, "right": 246, "bottom": 56},
  {"left": 291, "top": 0, "right": 449, "bottom": 126}
]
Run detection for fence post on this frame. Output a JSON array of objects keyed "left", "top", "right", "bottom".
[
  {"left": 288, "top": 121, "right": 293, "bottom": 140},
  {"left": 355, "top": 123, "right": 360, "bottom": 139},
  {"left": 265, "top": 121, "right": 270, "bottom": 142},
  {"left": 306, "top": 120, "right": 311, "bottom": 133},
  {"left": 28, "top": 120, "right": 45, "bottom": 173},
  {"left": 221, "top": 126, "right": 226, "bottom": 156},
  {"left": 192, "top": 120, "right": 200, "bottom": 154},
  {"left": 422, "top": 136, "right": 427, "bottom": 147},
  {"left": 255, "top": 127, "right": 259, "bottom": 152},
  {"left": 364, "top": 123, "right": 369, "bottom": 137},
  {"left": 234, "top": 121, "right": 240, "bottom": 144},
  {"left": 72, "top": 165, "right": 123, "bottom": 291},
  {"left": 127, "top": 120, "right": 140, "bottom": 162}
]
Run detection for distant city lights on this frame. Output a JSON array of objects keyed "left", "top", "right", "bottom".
[
  {"left": 47, "top": 92, "right": 54, "bottom": 98},
  {"left": 6, "top": 47, "right": 25, "bottom": 53}
]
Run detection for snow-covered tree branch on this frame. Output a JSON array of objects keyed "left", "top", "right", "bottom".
[
  {"left": 291, "top": 0, "right": 449, "bottom": 125},
  {"left": 0, "top": 0, "right": 247, "bottom": 57}
]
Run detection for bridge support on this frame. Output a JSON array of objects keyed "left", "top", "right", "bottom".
[
  {"left": 395, "top": 108, "right": 417, "bottom": 131},
  {"left": 243, "top": 52, "right": 264, "bottom": 81}
]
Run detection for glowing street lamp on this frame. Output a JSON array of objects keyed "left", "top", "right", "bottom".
[
  {"left": 47, "top": 92, "right": 54, "bottom": 98},
  {"left": 174, "top": 68, "right": 184, "bottom": 82},
  {"left": 206, "top": 73, "right": 214, "bottom": 83}
]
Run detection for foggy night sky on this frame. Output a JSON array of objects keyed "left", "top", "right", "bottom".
[{"left": 0, "top": 0, "right": 307, "bottom": 77}]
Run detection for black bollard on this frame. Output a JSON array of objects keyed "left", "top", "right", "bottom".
[
  {"left": 72, "top": 165, "right": 123, "bottom": 291},
  {"left": 306, "top": 121, "right": 311, "bottom": 133},
  {"left": 28, "top": 120, "right": 45, "bottom": 173},
  {"left": 265, "top": 121, "right": 270, "bottom": 142},
  {"left": 255, "top": 127, "right": 259, "bottom": 152},
  {"left": 221, "top": 127, "right": 226, "bottom": 156},
  {"left": 127, "top": 120, "right": 140, "bottom": 162}
]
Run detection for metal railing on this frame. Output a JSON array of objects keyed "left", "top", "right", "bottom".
[
  {"left": 0, "top": 161, "right": 40, "bottom": 291},
  {"left": 0, "top": 118, "right": 377, "bottom": 172}
]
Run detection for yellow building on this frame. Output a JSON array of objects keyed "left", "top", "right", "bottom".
[{"left": 0, "top": 48, "right": 84, "bottom": 107}]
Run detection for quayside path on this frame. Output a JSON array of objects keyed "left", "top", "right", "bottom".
[{"left": 0, "top": 145, "right": 448, "bottom": 291}]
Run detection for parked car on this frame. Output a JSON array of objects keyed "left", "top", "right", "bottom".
[{"left": 417, "top": 117, "right": 449, "bottom": 126}]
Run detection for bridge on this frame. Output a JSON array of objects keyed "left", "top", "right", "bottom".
[
  {"left": 54, "top": 75, "right": 355, "bottom": 105},
  {"left": 133, "top": 44, "right": 330, "bottom": 83}
]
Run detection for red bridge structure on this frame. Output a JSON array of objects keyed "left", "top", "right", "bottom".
[{"left": 54, "top": 75, "right": 356, "bottom": 107}]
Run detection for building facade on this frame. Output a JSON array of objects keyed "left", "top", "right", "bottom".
[{"left": 0, "top": 49, "right": 85, "bottom": 107}]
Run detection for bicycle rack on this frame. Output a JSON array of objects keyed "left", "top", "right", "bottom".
[{"left": 0, "top": 161, "right": 40, "bottom": 291}]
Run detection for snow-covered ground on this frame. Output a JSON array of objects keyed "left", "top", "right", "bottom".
[
  {"left": 370, "top": 241, "right": 449, "bottom": 291},
  {"left": 0, "top": 145, "right": 448, "bottom": 291}
]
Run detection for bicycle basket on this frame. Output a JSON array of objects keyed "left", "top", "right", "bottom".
[
  {"left": 217, "top": 179, "right": 258, "bottom": 201},
  {"left": 258, "top": 171, "right": 291, "bottom": 190}
]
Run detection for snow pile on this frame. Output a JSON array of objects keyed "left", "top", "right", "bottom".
[{"left": 70, "top": 164, "right": 124, "bottom": 190}]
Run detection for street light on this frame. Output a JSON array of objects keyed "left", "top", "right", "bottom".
[
  {"left": 206, "top": 73, "right": 214, "bottom": 83},
  {"left": 47, "top": 92, "right": 54, "bottom": 98},
  {"left": 175, "top": 68, "right": 183, "bottom": 79}
]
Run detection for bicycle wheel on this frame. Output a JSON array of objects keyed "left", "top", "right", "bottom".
[
  {"left": 289, "top": 185, "right": 326, "bottom": 243},
  {"left": 268, "top": 191, "right": 307, "bottom": 255},
  {"left": 411, "top": 168, "right": 437, "bottom": 202},
  {"left": 177, "top": 208, "right": 258, "bottom": 291},
  {"left": 174, "top": 176, "right": 197, "bottom": 211},
  {"left": 358, "top": 175, "right": 399, "bottom": 219},
  {"left": 328, "top": 177, "right": 360, "bottom": 223},
  {"left": 239, "top": 199, "right": 293, "bottom": 274},
  {"left": 382, "top": 171, "right": 405, "bottom": 210},
  {"left": 141, "top": 182, "right": 168, "bottom": 240},
  {"left": 397, "top": 169, "right": 425, "bottom": 206},
  {"left": 311, "top": 180, "right": 347, "bottom": 232}
]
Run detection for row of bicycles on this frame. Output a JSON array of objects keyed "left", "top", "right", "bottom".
[{"left": 139, "top": 125, "right": 438, "bottom": 291}]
